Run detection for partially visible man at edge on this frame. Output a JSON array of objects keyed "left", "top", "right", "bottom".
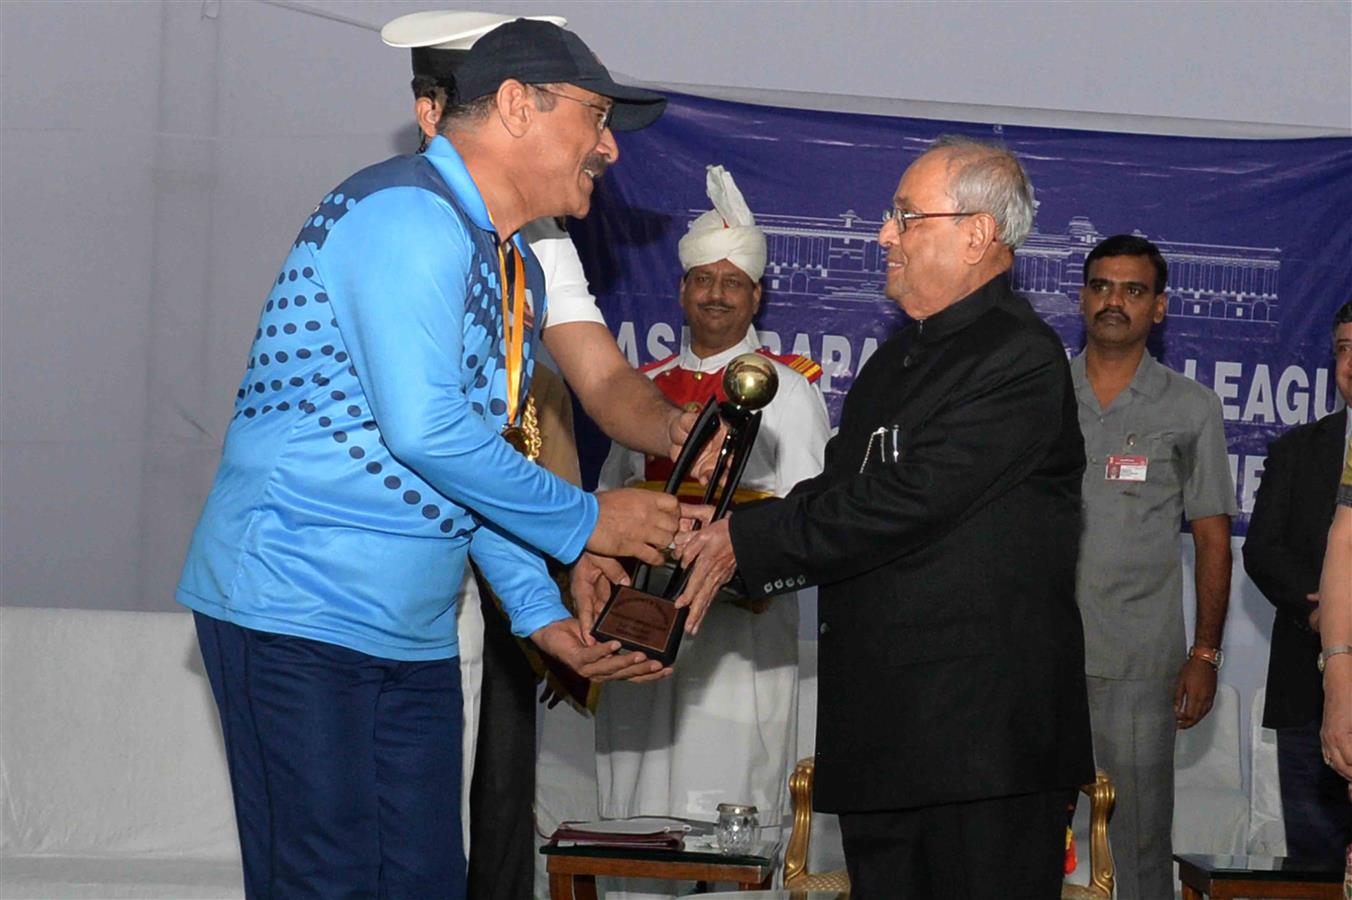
[
  {"left": 642, "top": 136, "right": 1095, "bottom": 899},
  {"left": 1247, "top": 300, "right": 1352, "bottom": 854},
  {"left": 1317, "top": 427, "right": 1352, "bottom": 791},
  {"left": 177, "top": 19, "right": 685, "bottom": 900}
]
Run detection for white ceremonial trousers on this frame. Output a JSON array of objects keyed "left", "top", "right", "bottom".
[{"left": 594, "top": 336, "right": 830, "bottom": 830}]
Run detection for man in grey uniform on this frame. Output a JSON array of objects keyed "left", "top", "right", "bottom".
[{"left": 1072, "top": 234, "right": 1236, "bottom": 900}]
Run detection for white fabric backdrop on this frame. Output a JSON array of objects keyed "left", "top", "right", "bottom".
[{"left": 2, "top": 0, "right": 1347, "bottom": 806}]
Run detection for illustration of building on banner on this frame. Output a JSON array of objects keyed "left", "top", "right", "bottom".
[
  {"left": 751, "top": 211, "right": 1281, "bottom": 327},
  {"left": 1016, "top": 217, "right": 1281, "bottom": 327}
]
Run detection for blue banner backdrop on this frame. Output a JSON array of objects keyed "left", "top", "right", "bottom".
[{"left": 569, "top": 90, "right": 1352, "bottom": 530}]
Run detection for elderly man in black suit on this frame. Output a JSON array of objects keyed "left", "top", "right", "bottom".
[
  {"left": 673, "top": 136, "right": 1095, "bottom": 899},
  {"left": 1245, "top": 299, "right": 1352, "bottom": 861}
]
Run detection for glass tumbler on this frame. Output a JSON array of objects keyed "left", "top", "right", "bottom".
[{"left": 715, "top": 802, "right": 759, "bottom": 854}]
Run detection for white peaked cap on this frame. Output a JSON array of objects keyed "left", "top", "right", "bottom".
[
  {"left": 677, "top": 165, "right": 767, "bottom": 282},
  {"left": 381, "top": 10, "right": 567, "bottom": 50}
]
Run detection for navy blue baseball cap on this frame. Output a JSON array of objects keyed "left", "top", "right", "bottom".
[{"left": 454, "top": 19, "right": 666, "bottom": 131}]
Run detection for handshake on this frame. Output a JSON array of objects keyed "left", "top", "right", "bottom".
[{"left": 530, "top": 389, "right": 763, "bottom": 687}]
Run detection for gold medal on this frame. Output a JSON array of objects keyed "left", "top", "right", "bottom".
[
  {"left": 487, "top": 218, "right": 533, "bottom": 450},
  {"left": 486, "top": 212, "right": 539, "bottom": 459},
  {"left": 498, "top": 242, "right": 526, "bottom": 429},
  {"left": 501, "top": 425, "right": 529, "bottom": 455},
  {"left": 501, "top": 395, "right": 541, "bottom": 460}
]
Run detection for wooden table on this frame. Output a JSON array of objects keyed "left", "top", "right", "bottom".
[
  {"left": 541, "top": 841, "right": 777, "bottom": 900},
  {"left": 1175, "top": 853, "right": 1344, "bottom": 899},
  {"left": 697, "top": 886, "right": 843, "bottom": 891}
]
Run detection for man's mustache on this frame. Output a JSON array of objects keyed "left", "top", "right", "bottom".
[
  {"left": 583, "top": 154, "right": 609, "bottom": 178},
  {"left": 1095, "top": 309, "right": 1129, "bottom": 324}
]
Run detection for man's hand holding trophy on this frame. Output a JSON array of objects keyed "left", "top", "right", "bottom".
[{"left": 574, "top": 352, "right": 778, "bottom": 665}]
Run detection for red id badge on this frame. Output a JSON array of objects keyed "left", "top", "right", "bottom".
[{"left": 1105, "top": 454, "right": 1148, "bottom": 482}]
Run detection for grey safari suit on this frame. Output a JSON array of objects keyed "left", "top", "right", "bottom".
[{"left": 1071, "top": 350, "right": 1236, "bottom": 900}]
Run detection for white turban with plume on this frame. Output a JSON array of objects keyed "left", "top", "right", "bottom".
[{"left": 677, "top": 165, "right": 766, "bottom": 282}]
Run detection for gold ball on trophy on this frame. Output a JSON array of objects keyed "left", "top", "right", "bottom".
[{"left": 723, "top": 353, "right": 779, "bottom": 411}]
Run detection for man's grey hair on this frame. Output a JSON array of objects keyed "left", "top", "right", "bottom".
[
  {"left": 439, "top": 82, "right": 560, "bottom": 132},
  {"left": 928, "top": 135, "right": 1036, "bottom": 249}
]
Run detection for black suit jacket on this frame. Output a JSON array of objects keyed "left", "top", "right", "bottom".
[
  {"left": 1244, "top": 410, "right": 1345, "bottom": 729},
  {"left": 730, "top": 274, "right": 1094, "bottom": 812}
]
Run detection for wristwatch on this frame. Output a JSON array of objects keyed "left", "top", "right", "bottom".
[
  {"left": 1317, "top": 645, "right": 1352, "bottom": 673},
  {"left": 1188, "top": 645, "right": 1223, "bottom": 670}
]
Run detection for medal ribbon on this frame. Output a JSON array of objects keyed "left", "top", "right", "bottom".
[{"left": 494, "top": 234, "right": 527, "bottom": 429}]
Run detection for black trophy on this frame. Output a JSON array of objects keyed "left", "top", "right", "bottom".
[{"left": 590, "top": 352, "right": 779, "bottom": 666}]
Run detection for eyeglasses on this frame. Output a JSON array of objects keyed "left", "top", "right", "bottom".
[
  {"left": 535, "top": 87, "right": 613, "bottom": 133},
  {"left": 881, "top": 206, "right": 972, "bottom": 232}
]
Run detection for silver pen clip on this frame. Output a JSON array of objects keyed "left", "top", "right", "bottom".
[{"left": 860, "top": 427, "right": 888, "bottom": 473}]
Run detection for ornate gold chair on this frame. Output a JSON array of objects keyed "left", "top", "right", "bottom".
[
  {"left": 783, "top": 758, "right": 1116, "bottom": 900},
  {"left": 1060, "top": 769, "right": 1117, "bottom": 900}
]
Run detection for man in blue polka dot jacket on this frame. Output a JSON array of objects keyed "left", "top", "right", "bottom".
[{"left": 177, "top": 20, "right": 678, "bottom": 900}]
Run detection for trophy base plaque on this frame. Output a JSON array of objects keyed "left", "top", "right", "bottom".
[
  {"left": 588, "top": 352, "right": 779, "bottom": 668},
  {"left": 591, "top": 584, "right": 688, "bottom": 667}
]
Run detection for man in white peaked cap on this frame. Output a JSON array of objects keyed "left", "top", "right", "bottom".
[{"left": 576, "top": 166, "right": 831, "bottom": 899}]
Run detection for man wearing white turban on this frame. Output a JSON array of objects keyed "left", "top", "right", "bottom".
[
  {"left": 678, "top": 166, "right": 770, "bottom": 291},
  {"left": 584, "top": 165, "right": 832, "bottom": 899}
]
